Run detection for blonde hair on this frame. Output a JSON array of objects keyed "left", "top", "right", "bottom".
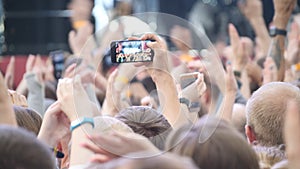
[{"left": 246, "top": 82, "right": 300, "bottom": 146}]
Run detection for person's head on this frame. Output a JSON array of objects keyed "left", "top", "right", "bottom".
[
  {"left": 0, "top": 126, "right": 55, "bottom": 169},
  {"left": 13, "top": 105, "right": 42, "bottom": 136},
  {"left": 115, "top": 106, "right": 172, "bottom": 150},
  {"left": 245, "top": 82, "right": 300, "bottom": 146},
  {"left": 85, "top": 152, "right": 199, "bottom": 169},
  {"left": 93, "top": 116, "right": 134, "bottom": 134},
  {"left": 166, "top": 115, "right": 259, "bottom": 169}
]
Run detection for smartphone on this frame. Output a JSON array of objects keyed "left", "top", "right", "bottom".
[
  {"left": 180, "top": 72, "right": 199, "bottom": 89},
  {"left": 49, "top": 50, "right": 65, "bottom": 80},
  {"left": 110, "top": 40, "right": 154, "bottom": 63}
]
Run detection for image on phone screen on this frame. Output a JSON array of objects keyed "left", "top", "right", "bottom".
[{"left": 110, "top": 40, "right": 154, "bottom": 63}]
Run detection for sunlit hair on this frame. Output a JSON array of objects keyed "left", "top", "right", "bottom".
[
  {"left": 166, "top": 115, "right": 259, "bottom": 169},
  {"left": 246, "top": 82, "right": 300, "bottom": 146},
  {"left": 13, "top": 105, "right": 42, "bottom": 136},
  {"left": 115, "top": 106, "right": 172, "bottom": 150}
]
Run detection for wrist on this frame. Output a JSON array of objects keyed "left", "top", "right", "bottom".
[
  {"left": 70, "top": 117, "right": 94, "bottom": 132},
  {"left": 273, "top": 16, "right": 289, "bottom": 30},
  {"left": 38, "top": 132, "right": 58, "bottom": 147}
]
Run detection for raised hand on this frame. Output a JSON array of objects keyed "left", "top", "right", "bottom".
[
  {"left": 57, "top": 75, "right": 96, "bottom": 121},
  {"left": 273, "top": 0, "right": 297, "bottom": 29},
  {"left": 228, "top": 23, "right": 249, "bottom": 71},
  {"left": 102, "top": 69, "right": 121, "bottom": 116},
  {"left": 38, "top": 101, "right": 70, "bottom": 147},
  {"left": 68, "top": 22, "right": 94, "bottom": 55},
  {"left": 7, "top": 89, "right": 28, "bottom": 107},
  {"left": 180, "top": 72, "right": 207, "bottom": 102},
  {"left": 263, "top": 57, "right": 278, "bottom": 84},
  {"left": 239, "top": 0, "right": 263, "bottom": 21}
]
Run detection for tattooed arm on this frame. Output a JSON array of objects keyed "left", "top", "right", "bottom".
[{"left": 268, "top": 0, "right": 296, "bottom": 81}]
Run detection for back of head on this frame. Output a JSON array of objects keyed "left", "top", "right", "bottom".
[
  {"left": 166, "top": 115, "right": 259, "bottom": 169},
  {"left": 13, "top": 106, "right": 42, "bottom": 136},
  {"left": 246, "top": 82, "right": 300, "bottom": 146},
  {"left": 0, "top": 125, "right": 55, "bottom": 169},
  {"left": 93, "top": 116, "right": 133, "bottom": 134},
  {"left": 115, "top": 106, "right": 172, "bottom": 150},
  {"left": 86, "top": 152, "right": 199, "bottom": 169}
]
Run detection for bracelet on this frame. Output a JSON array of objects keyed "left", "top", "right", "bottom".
[
  {"left": 70, "top": 117, "right": 94, "bottom": 132},
  {"left": 116, "top": 76, "right": 129, "bottom": 84},
  {"left": 179, "top": 97, "right": 190, "bottom": 108}
]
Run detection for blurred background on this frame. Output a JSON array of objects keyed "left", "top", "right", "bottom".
[{"left": 1, "top": 0, "right": 279, "bottom": 55}]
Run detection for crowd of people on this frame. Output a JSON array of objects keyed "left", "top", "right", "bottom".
[{"left": 1, "top": 0, "right": 300, "bottom": 169}]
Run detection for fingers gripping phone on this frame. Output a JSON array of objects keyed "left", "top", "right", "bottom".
[
  {"left": 50, "top": 50, "right": 65, "bottom": 80},
  {"left": 180, "top": 72, "right": 199, "bottom": 89},
  {"left": 110, "top": 40, "right": 154, "bottom": 63}
]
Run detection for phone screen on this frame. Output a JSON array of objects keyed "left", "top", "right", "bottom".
[
  {"left": 110, "top": 40, "right": 154, "bottom": 63},
  {"left": 50, "top": 50, "right": 65, "bottom": 80}
]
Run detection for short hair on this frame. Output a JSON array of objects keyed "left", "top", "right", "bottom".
[
  {"left": 115, "top": 106, "right": 172, "bottom": 150},
  {"left": 85, "top": 152, "right": 199, "bottom": 169},
  {"left": 13, "top": 106, "right": 42, "bottom": 136},
  {"left": 166, "top": 115, "right": 259, "bottom": 169},
  {"left": 246, "top": 82, "right": 300, "bottom": 146},
  {"left": 0, "top": 126, "right": 55, "bottom": 169}
]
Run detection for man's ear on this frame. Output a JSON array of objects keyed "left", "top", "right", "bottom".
[{"left": 245, "top": 125, "right": 256, "bottom": 144}]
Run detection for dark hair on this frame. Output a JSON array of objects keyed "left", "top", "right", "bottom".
[
  {"left": 13, "top": 106, "right": 42, "bottom": 136},
  {"left": 115, "top": 106, "right": 172, "bottom": 150},
  {"left": 0, "top": 126, "right": 55, "bottom": 169},
  {"left": 166, "top": 115, "right": 260, "bottom": 169}
]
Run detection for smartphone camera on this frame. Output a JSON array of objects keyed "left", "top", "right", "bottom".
[
  {"left": 50, "top": 50, "right": 65, "bottom": 80},
  {"left": 110, "top": 40, "right": 154, "bottom": 63}
]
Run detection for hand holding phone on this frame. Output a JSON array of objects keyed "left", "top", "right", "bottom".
[
  {"left": 180, "top": 72, "right": 199, "bottom": 89},
  {"left": 110, "top": 40, "right": 154, "bottom": 63}
]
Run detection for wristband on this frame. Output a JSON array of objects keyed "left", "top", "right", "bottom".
[
  {"left": 116, "top": 76, "right": 129, "bottom": 84},
  {"left": 70, "top": 117, "right": 94, "bottom": 132},
  {"left": 179, "top": 97, "right": 190, "bottom": 108}
]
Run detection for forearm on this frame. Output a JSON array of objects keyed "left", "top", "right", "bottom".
[
  {"left": 26, "top": 73, "right": 45, "bottom": 116},
  {"left": 249, "top": 17, "right": 271, "bottom": 58},
  {"left": 0, "top": 77, "right": 17, "bottom": 126},
  {"left": 15, "top": 78, "right": 28, "bottom": 96},
  {"left": 0, "top": 102, "right": 17, "bottom": 126},
  {"left": 152, "top": 71, "right": 182, "bottom": 128},
  {"left": 70, "top": 124, "right": 93, "bottom": 166},
  {"left": 239, "top": 70, "right": 251, "bottom": 99},
  {"left": 268, "top": 36, "right": 285, "bottom": 81},
  {"left": 218, "top": 92, "right": 236, "bottom": 122}
]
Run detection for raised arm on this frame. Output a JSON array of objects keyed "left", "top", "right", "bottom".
[
  {"left": 268, "top": 0, "right": 297, "bottom": 81},
  {"left": 239, "top": 0, "right": 271, "bottom": 59},
  {"left": 0, "top": 71, "right": 17, "bottom": 126}
]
